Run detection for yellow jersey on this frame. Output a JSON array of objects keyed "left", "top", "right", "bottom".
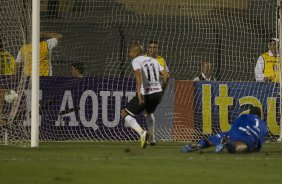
[
  {"left": 0, "top": 51, "right": 15, "bottom": 75},
  {"left": 155, "top": 55, "right": 166, "bottom": 69},
  {"left": 145, "top": 55, "right": 168, "bottom": 71},
  {"left": 20, "top": 41, "right": 50, "bottom": 76},
  {"left": 262, "top": 52, "right": 280, "bottom": 82}
]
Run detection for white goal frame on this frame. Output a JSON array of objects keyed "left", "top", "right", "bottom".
[
  {"left": 31, "top": 0, "right": 40, "bottom": 147},
  {"left": 279, "top": 0, "right": 282, "bottom": 141}
]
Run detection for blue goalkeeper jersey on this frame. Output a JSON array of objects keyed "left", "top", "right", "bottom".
[{"left": 228, "top": 114, "right": 268, "bottom": 152}]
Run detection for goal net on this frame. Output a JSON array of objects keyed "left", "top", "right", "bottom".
[{"left": 0, "top": 0, "right": 281, "bottom": 146}]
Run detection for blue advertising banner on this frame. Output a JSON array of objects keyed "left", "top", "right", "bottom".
[
  {"left": 1, "top": 77, "right": 280, "bottom": 141},
  {"left": 193, "top": 81, "right": 280, "bottom": 136},
  {"left": 30, "top": 77, "right": 142, "bottom": 140}
]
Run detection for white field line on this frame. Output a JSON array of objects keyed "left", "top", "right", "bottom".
[{"left": 0, "top": 156, "right": 281, "bottom": 162}]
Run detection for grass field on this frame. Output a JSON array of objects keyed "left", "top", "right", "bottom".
[{"left": 0, "top": 142, "right": 282, "bottom": 184}]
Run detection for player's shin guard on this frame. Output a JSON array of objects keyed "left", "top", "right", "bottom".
[
  {"left": 124, "top": 115, "right": 144, "bottom": 136},
  {"left": 146, "top": 113, "right": 155, "bottom": 143}
]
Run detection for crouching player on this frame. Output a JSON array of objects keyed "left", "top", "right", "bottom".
[{"left": 181, "top": 106, "right": 268, "bottom": 153}]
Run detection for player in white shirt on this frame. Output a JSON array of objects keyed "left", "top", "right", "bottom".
[{"left": 120, "top": 43, "right": 170, "bottom": 148}]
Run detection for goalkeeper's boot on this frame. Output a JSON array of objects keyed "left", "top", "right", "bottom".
[
  {"left": 181, "top": 144, "right": 202, "bottom": 153},
  {"left": 215, "top": 136, "right": 229, "bottom": 153},
  {"left": 140, "top": 131, "right": 149, "bottom": 148}
]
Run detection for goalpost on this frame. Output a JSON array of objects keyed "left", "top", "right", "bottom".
[
  {"left": 279, "top": 0, "right": 282, "bottom": 141},
  {"left": 0, "top": 0, "right": 281, "bottom": 147},
  {"left": 31, "top": 0, "right": 40, "bottom": 147}
]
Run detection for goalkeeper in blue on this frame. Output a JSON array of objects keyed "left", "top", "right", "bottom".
[{"left": 181, "top": 106, "right": 268, "bottom": 153}]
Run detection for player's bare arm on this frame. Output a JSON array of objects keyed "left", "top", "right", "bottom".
[
  {"left": 134, "top": 68, "right": 144, "bottom": 104},
  {"left": 15, "top": 62, "right": 22, "bottom": 76},
  {"left": 160, "top": 70, "right": 170, "bottom": 91},
  {"left": 41, "top": 32, "right": 62, "bottom": 40},
  {"left": 264, "top": 77, "right": 273, "bottom": 82}
]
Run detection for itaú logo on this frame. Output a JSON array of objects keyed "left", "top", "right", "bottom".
[
  {"left": 201, "top": 84, "right": 280, "bottom": 136},
  {"left": 23, "top": 90, "right": 136, "bottom": 131}
]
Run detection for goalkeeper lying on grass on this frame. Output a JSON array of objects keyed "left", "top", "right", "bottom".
[{"left": 181, "top": 106, "right": 268, "bottom": 153}]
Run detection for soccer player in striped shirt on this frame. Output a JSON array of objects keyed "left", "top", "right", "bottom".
[
  {"left": 16, "top": 32, "right": 62, "bottom": 76},
  {"left": 120, "top": 43, "right": 169, "bottom": 148}
]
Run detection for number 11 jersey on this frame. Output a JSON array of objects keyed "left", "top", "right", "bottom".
[{"left": 132, "top": 55, "right": 164, "bottom": 95}]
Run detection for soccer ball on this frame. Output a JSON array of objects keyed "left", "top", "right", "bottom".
[{"left": 4, "top": 90, "right": 19, "bottom": 104}]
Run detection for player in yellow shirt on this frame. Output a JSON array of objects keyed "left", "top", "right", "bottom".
[
  {"left": 255, "top": 38, "right": 279, "bottom": 82},
  {"left": 0, "top": 37, "right": 16, "bottom": 125},
  {"left": 0, "top": 39, "right": 15, "bottom": 75},
  {"left": 146, "top": 40, "right": 170, "bottom": 72},
  {"left": 16, "top": 32, "right": 62, "bottom": 76}
]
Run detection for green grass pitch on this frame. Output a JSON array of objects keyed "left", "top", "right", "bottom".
[{"left": 0, "top": 142, "right": 282, "bottom": 184}]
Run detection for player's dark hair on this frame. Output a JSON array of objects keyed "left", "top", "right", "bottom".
[
  {"left": 269, "top": 38, "right": 279, "bottom": 43},
  {"left": 148, "top": 40, "right": 158, "bottom": 45},
  {"left": 40, "top": 37, "right": 45, "bottom": 42},
  {"left": 71, "top": 62, "right": 84, "bottom": 74},
  {"left": 225, "top": 142, "right": 236, "bottom": 154},
  {"left": 201, "top": 60, "right": 212, "bottom": 66},
  {"left": 249, "top": 106, "right": 262, "bottom": 118}
]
